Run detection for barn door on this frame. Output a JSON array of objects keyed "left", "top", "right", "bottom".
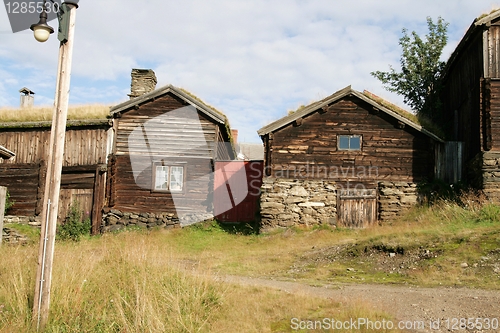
[
  {"left": 337, "top": 186, "right": 377, "bottom": 228},
  {"left": 58, "top": 189, "right": 94, "bottom": 222}
]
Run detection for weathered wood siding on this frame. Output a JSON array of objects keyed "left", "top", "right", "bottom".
[
  {"left": 110, "top": 155, "right": 213, "bottom": 213},
  {"left": 266, "top": 97, "right": 434, "bottom": 182},
  {"left": 484, "top": 24, "right": 500, "bottom": 79},
  {"left": 0, "top": 125, "right": 110, "bottom": 165},
  {"left": 440, "top": 28, "right": 483, "bottom": 163},
  {"left": 0, "top": 124, "right": 109, "bottom": 229},
  {"left": 111, "top": 93, "right": 220, "bottom": 213},
  {"left": 115, "top": 94, "right": 217, "bottom": 158},
  {"left": 0, "top": 163, "right": 40, "bottom": 216},
  {"left": 482, "top": 79, "right": 500, "bottom": 151}
]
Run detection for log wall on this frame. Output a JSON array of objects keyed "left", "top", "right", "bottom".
[
  {"left": 110, "top": 93, "right": 232, "bottom": 216},
  {"left": 266, "top": 98, "right": 435, "bottom": 182}
]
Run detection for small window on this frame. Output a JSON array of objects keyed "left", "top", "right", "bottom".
[
  {"left": 338, "top": 135, "right": 361, "bottom": 151},
  {"left": 154, "top": 165, "right": 184, "bottom": 192},
  {"left": 169, "top": 166, "right": 184, "bottom": 191}
]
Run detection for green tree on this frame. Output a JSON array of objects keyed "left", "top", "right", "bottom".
[{"left": 371, "top": 17, "right": 449, "bottom": 122}]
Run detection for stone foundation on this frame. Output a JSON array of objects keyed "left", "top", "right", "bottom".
[
  {"left": 260, "top": 178, "right": 419, "bottom": 229},
  {"left": 378, "top": 181, "right": 419, "bottom": 221},
  {"left": 260, "top": 178, "right": 337, "bottom": 230},
  {"left": 101, "top": 208, "right": 181, "bottom": 232},
  {"left": 2, "top": 227, "right": 30, "bottom": 245},
  {"left": 482, "top": 151, "right": 500, "bottom": 203},
  {"left": 3, "top": 215, "right": 41, "bottom": 226}
]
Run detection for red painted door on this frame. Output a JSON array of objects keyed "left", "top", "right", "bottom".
[{"left": 214, "top": 161, "right": 263, "bottom": 222}]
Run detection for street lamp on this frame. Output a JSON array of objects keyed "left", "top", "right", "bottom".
[
  {"left": 30, "top": 1, "right": 79, "bottom": 331},
  {"left": 30, "top": 4, "right": 54, "bottom": 42}
]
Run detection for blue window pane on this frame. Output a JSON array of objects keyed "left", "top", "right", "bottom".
[
  {"left": 339, "top": 136, "right": 350, "bottom": 149},
  {"left": 350, "top": 136, "right": 361, "bottom": 150}
]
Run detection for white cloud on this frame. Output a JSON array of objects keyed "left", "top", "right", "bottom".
[{"left": 0, "top": 0, "right": 498, "bottom": 142}]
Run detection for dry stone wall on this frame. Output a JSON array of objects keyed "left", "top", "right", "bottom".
[
  {"left": 260, "top": 178, "right": 337, "bottom": 230},
  {"left": 260, "top": 178, "right": 420, "bottom": 229},
  {"left": 101, "top": 208, "right": 180, "bottom": 232},
  {"left": 482, "top": 151, "right": 500, "bottom": 203},
  {"left": 378, "top": 181, "right": 419, "bottom": 221}
]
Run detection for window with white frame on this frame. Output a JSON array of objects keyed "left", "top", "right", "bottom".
[
  {"left": 338, "top": 135, "right": 362, "bottom": 151},
  {"left": 154, "top": 165, "right": 184, "bottom": 191}
]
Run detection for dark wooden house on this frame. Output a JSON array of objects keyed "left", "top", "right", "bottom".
[
  {"left": 0, "top": 119, "right": 112, "bottom": 232},
  {"left": 440, "top": 9, "right": 500, "bottom": 202},
  {"left": 105, "top": 83, "right": 234, "bottom": 227},
  {"left": 257, "top": 86, "right": 443, "bottom": 229}
]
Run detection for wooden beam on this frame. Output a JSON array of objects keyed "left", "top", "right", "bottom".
[
  {"left": 91, "top": 166, "right": 106, "bottom": 235},
  {"left": 0, "top": 186, "right": 6, "bottom": 245}
]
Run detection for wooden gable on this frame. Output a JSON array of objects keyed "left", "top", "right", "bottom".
[
  {"left": 108, "top": 85, "right": 234, "bottom": 214},
  {"left": 259, "top": 87, "right": 441, "bottom": 182}
]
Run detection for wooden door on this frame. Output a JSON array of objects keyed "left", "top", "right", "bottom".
[
  {"left": 337, "top": 187, "right": 377, "bottom": 228},
  {"left": 58, "top": 189, "right": 94, "bottom": 222},
  {"left": 214, "top": 161, "right": 263, "bottom": 222}
]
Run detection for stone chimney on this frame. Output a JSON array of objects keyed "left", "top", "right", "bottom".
[
  {"left": 128, "top": 69, "right": 157, "bottom": 99},
  {"left": 19, "top": 87, "right": 35, "bottom": 108}
]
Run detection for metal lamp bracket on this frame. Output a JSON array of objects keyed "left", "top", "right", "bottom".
[
  {"left": 46, "top": 0, "right": 78, "bottom": 43},
  {"left": 56, "top": 3, "right": 70, "bottom": 43}
]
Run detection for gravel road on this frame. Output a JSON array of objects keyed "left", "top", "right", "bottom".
[{"left": 220, "top": 275, "right": 500, "bottom": 333}]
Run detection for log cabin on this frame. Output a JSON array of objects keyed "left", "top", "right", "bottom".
[
  {"left": 440, "top": 8, "right": 500, "bottom": 202},
  {"left": 103, "top": 69, "right": 235, "bottom": 229},
  {"left": 0, "top": 70, "right": 236, "bottom": 232},
  {"left": 0, "top": 118, "right": 112, "bottom": 234},
  {"left": 257, "top": 86, "right": 443, "bottom": 229}
]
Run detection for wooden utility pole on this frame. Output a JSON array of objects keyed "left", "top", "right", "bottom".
[
  {"left": 33, "top": 3, "right": 78, "bottom": 330},
  {"left": 0, "top": 186, "right": 6, "bottom": 245}
]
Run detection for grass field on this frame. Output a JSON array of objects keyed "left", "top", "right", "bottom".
[{"left": 0, "top": 196, "right": 499, "bottom": 332}]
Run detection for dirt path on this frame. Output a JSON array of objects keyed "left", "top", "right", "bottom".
[{"left": 218, "top": 275, "right": 500, "bottom": 332}]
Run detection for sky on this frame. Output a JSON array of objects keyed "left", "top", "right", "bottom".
[{"left": 0, "top": 1, "right": 499, "bottom": 143}]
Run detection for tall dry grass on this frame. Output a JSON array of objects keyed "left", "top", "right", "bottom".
[
  {"left": 0, "top": 105, "right": 110, "bottom": 123},
  {"left": 0, "top": 230, "right": 399, "bottom": 333}
]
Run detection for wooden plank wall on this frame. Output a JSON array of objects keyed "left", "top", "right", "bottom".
[
  {"left": 110, "top": 93, "right": 222, "bottom": 214},
  {"left": 483, "top": 79, "right": 500, "bottom": 151},
  {"left": 435, "top": 142, "right": 463, "bottom": 183},
  {"left": 0, "top": 163, "right": 40, "bottom": 216},
  {"left": 215, "top": 125, "right": 234, "bottom": 161},
  {"left": 110, "top": 155, "right": 213, "bottom": 213},
  {"left": 0, "top": 126, "right": 109, "bottom": 166},
  {"left": 486, "top": 25, "right": 500, "bottom": 79},
  {"left": 440, "top": 28, "right": 483, "bottom": 163},
  {"left": 268, "top": 98, "right": 434, "bottom": 182},
  {"left": 115, "top": 94, "right": 217, "bottom": 158}
]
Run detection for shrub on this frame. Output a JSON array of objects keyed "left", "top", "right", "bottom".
[
  {"left": 57, "top": 201, "right": 91, "bottom": 241},
  {"left": 4, "top": 189, "right": 14, "bottom": 214},
  {"left": 478, "top": 204, "right": 500, "bottom": 224}
]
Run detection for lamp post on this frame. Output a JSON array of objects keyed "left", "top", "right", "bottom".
[{"left": 30, "top": 1, "right": 78, "bottom": 330}]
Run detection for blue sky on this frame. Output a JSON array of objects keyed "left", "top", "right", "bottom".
[{"left": 0, "top": 0, "right": 498, "bottom": 142}]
